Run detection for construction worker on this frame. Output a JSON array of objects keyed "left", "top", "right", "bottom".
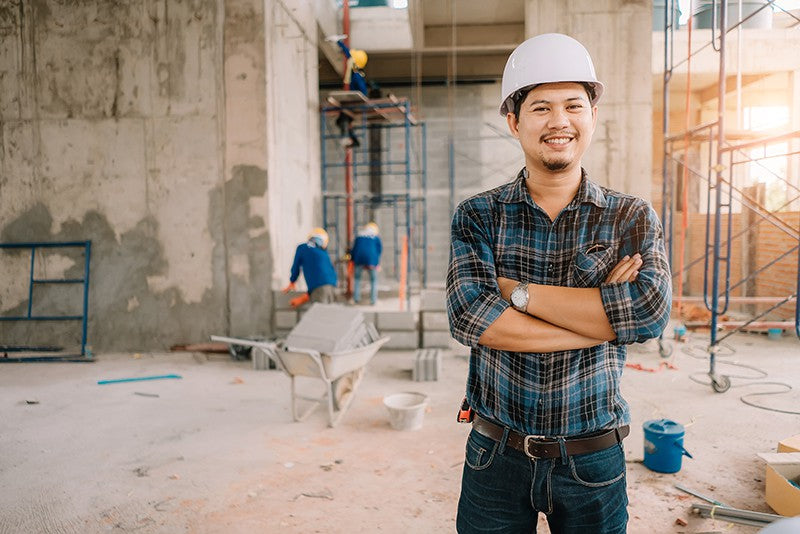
[
  {"left": 350, "top": 222, "right": 382, "bottom": 305},
  {"left": 326, "top": 34, "right": 369, "bottom": 148},
  {"left": 446, "top": 33, "right": 671, "bottom": 533},
  {"left": 284, "top": 228, "right": 337, "bottom": 306}
]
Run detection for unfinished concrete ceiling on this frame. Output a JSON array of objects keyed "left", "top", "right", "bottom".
[{"left": 318, "top": 0, "right": 524, "bottom": 85}]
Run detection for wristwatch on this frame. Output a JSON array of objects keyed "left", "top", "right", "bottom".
[{"left": 509, "top": 282, "right": 530, "bottom": 313}]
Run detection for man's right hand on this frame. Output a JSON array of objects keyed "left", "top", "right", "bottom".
[
  {"left": 282, "top": 282, "right": 297, "bottom": 293},
  {"left": 604, "top": 253, "right": 642, "bottom": 284}
]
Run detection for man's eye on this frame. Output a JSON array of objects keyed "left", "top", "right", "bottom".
[
  {"left": 533, "top": 107, "right": 548, "bottom": 113},
  {"left": 568, "top": 105, "right": 584, "bottom": 110}
]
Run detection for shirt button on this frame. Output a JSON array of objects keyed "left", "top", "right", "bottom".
[{"left": 538, "top": 399, "right": 544, "bottom": 406}]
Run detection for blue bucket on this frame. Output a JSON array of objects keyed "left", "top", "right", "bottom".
[{"left": 643, "top": 419, "right": 693, "bottom": 473}]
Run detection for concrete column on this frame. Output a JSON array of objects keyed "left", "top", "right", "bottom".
[
  {"left": 222, "top": 0, "right": 273, "bottom": 336},
  {"left": 264, "top": 0, "right": 321, "bottom": 291}
]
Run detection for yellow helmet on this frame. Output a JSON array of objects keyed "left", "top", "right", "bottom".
[
  {"left": 351, "top": 49, "right": 368, "bottom": 69},
  {"left": 365, "top": 222, "right": 379, "bottom": 235},
  {"left": 308, "top": 227, "right": 329, "bottom": 248}
]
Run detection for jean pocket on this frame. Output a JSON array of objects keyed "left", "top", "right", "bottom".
[
  {"left": 571, "top": 244, "right": 616, "bottom": 287},
  {"left": 569, "top": 444, "right": 626, "bottom": 487},
  {"left": 464, "top": 429, "right": 499, "bottom": 471}
]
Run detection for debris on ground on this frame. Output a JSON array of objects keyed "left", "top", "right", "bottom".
[{"left": 295, "top": 488, "right": 333, "bottom": 501}]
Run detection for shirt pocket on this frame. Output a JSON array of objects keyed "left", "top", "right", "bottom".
[{"left": 571, "top": 243, "right": 617, "bottom": 287}]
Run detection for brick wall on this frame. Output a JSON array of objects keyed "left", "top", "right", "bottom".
[{"left": 673, "top": 211, "right": 798, "bottom": 320}]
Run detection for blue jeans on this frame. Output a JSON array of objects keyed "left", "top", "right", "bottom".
[
  {"left": 353, "top": 265, "right": 378, "bottom": 304},
  {"left": 457, "top": 427, "right": 628, "bottom": 534}
]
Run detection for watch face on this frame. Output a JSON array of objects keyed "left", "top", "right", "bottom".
[{"left": 511, "top": 287, "right": 526, "bottom": 308}]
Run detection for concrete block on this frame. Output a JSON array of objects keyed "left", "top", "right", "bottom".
[
  {"left": 274, "top": 328, "right": 292, "bottom": 339},
  {"left": 361, "top": 311, "right": 376, "bottom": 326},
  {"left": 422, "top": 331, "right": 452, "bottom": 348},
  {"left": 383, "top": 331, "right": 419, "bottom": 350},
  {"left": 421, "top": 289, "right": 447, "bottom": 311},
  {"left": 274, "top": 310, "right": 298, "bottom": 329},
  {"left": 286, "top": 304, "right": 366, "bottom": 353},
  {"left": 273, "top": 290, "right": 306, "bottom": 309},
  {"left": 421, "top": 311, "right": 449, "bottom": 331},
  {"left": 412, "top": 348, "right": 442, "bottom": 381},
  {"left": 377, "top": 311, "right": 417, "bottom": 331}
]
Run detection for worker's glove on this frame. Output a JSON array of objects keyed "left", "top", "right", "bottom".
[
  {"left": 289, "top": 293, "right": 310, "bottom": 308},
  {"left": 282, "top": 282, "right": 297, "bottom": 294},
  {"left": 325, "top": 34, "right": 348, "bottom": 42}
]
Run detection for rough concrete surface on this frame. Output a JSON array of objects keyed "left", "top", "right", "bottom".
[{"left": 1, "top": 330, "right": 798, "bottom": 533}]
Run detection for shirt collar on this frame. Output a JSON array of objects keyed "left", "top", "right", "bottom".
[{"left": 499, "top": 167, "right": 608, "bottom": 209}]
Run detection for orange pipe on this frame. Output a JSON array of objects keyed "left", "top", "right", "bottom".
[{"left": 399, "top": 236, "right": 408, "bottom": 310}]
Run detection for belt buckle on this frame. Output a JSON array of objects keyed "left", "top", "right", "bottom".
[{"left": 523, "top": 434, "right": 546, "bottom": 459}]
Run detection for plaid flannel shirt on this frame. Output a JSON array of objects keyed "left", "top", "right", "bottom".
[{"left": 446, "top": 168, "right": 672, "bottom": 436}]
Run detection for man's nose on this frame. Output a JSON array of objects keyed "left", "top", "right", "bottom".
[{"left": 547, "top": 108, "right": 570, "bottom": 129}]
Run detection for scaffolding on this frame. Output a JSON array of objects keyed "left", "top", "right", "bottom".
[
  {"left": 320, "top": 91, "right": 427, "bottom": 307},
  {"left": 661, "top": 0, "right": 800, "bottom": 392}
]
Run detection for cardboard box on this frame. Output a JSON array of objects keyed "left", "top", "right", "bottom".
[
  {"left": 778, "top": 434, "right": 800, "bottom": 453},
  {"left": 759, "top": 452, "right": 800, "bottom": 516}
]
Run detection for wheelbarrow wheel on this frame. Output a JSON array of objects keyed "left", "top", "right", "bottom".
[{"left": 332, "top": 368, "right": 364, "bottom": 411}]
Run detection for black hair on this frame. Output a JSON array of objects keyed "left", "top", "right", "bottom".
[{"left": 511, "top": 82, "right": 596, "bottom": 119}]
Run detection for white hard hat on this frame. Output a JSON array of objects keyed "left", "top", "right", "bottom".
[{"left": 499, "top": 33, "right": 604, "bottom": 116}]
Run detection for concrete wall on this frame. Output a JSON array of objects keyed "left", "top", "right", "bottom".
[{"left": 0, "top": 0, "right": 320, "bottom": 351}]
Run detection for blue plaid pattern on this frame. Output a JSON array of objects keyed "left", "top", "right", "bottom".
[{"left": 446, "top": 168, "right": 672, "bottom": 436}]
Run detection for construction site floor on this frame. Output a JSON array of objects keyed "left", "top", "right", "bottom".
[{"left": 2, "top": 329, "right": 798, "bottom": 533}]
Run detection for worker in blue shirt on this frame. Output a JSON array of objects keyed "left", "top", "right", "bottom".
[
  {"left": 284, "top": 228, "right": 337, "bottom": 306},
  {"left": 350, "top": 222, "right": 382, "bottom": 305}
]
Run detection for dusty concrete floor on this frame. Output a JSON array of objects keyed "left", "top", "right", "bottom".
[{"left": 1, "top": 327, "right": 798, "bottom": 534}]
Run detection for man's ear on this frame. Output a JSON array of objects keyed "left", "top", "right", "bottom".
[
  {"left": 506, "top": 112, "right": 520, "bottom": 139},
  {"left": 591, "top": 105, "right": 598, "bottom": 131}
]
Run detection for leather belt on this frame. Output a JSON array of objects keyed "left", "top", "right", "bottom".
[{"left": 472, "top": 415, "right": 629, "bottom": 460}]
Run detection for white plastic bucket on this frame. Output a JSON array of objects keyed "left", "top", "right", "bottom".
[{"left": 383, "top": 392, "right": 428, "bottom": 431}]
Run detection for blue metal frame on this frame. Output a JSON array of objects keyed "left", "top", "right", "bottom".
[
  {"left": 0, "top": 241, "right": 92, "bottom": 361},
  {"left": 662, "top": 0, "right": 799, "bottom": 392},
  {"left": 320, "top": 96, "right": 428, "bottom": 301}
]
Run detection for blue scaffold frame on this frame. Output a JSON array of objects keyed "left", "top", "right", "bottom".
[
  {"left": 320, "top": 93, "right": 427, "bottom": 307},
  {"left": 0, "top": 241, "right": 92, "bottom": 362}
]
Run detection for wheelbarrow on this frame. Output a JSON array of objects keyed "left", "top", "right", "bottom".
[{"left": 211, "top": 304, "right": 389, "bottom": 427}]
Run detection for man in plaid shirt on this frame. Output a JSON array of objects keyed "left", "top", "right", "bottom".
[{"left": 447, "top": 34, "right": 671, "bottom": 534}]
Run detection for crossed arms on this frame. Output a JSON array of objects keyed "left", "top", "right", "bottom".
[{"left": 445, "top": 200, "right": 672, "bottom": 354}]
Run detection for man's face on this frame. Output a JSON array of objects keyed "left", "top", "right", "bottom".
[{"left": 506, "top": 82, "right": 597, "bottom": 174}]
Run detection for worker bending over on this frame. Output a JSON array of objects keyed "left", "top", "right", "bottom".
[{"left": 284, "top": 228, "right": 337, "bottom": 307}]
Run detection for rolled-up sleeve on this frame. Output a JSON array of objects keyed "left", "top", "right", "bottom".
[
  {"left": 600, "top": 202, "right": 672, "bottom": 344},
  {"left": 446, "top": 199, "right": 510, "bottom": 347}
]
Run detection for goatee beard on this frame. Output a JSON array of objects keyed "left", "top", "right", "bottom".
[{"left": 543, "top": 159, "right": 570, "bottom": 171}]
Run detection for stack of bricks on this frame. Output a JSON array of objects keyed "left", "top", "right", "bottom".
[
  {"left": 271, "top": 290, "right": 305, "bottom": 338},
  {"left": 420, "top": 288, "right": 453, "bottom": 348},
  {"left": 376, "top": 310, "right": 419, "bottom": 350}
]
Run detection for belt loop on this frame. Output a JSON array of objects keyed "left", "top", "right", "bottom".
[
  {"left": 497, "top": 426, "right": 510, "bottom": 455},
  {"left": 557, "top": 437, "right": 568, "bottom": 465},
  {"left": 614, "top": 427, "right": 622, "bottom": 443}
]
